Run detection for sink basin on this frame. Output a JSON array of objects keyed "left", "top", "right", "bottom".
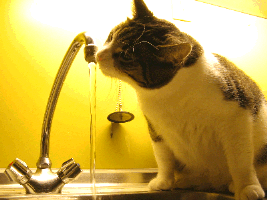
[{"left": 0, "top": 168, "right": 255, "bottom": 200}]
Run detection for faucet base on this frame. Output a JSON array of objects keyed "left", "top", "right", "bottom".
[
  {"left": 36, "top": 157, "right": 52, "bottom": 169},
  {"left": 24, "top": 168, "right": 64, "bottom": 194},
  {"left": 5, "top": 158, "right": 82, "bottom": 194}
]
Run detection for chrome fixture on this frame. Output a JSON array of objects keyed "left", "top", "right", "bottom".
[{"left": 4, "top": 32, "right": 97, "bottom": 194}]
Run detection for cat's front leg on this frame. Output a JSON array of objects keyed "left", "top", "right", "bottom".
[
  {"left": 149, "top": 141, "right": 176, "bottom": 191},
  {"left": 222, "top": 116, "right": 265, "bottom": 200}
]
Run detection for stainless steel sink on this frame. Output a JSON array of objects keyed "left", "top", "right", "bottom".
[{"left": 0, "top": 168, "right": 249, "bottom": 200}]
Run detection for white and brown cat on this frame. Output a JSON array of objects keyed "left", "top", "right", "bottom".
[{"left": 93, "top": 0, "right": 267, "bottom": 199}]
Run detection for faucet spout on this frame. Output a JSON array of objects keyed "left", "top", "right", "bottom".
[
  {"left": 38, "top": 32, "right": 97, "bottom": 169},
  {"left": 5, "top": 32, "right": 97, "bottom": 194}
]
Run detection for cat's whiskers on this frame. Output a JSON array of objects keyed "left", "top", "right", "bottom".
[
  {"left": 134, "top": 24, "right": 146, "bottom": 44},
  {"left": 132, "top": 41, "right": 159, "bottom": 52},
  {"left": 119, "top": 24, "right": 160, "bottom": 60}
]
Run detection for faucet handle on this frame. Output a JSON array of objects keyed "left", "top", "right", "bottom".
[
  {"left": 5, "top": 158, "right": 32, "bottom": 184},
  {"left": 57, "top": 158, "right": 82, "bottom": 184}
]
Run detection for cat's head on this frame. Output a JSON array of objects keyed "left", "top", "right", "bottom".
[{"left": 96, "top": 0, "right": 202, "bottom": 89}]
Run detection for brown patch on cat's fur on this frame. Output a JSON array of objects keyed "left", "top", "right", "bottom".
[
  {"left": 256, "top": 144, "right": 267, "bottom": 166},
  {"left": 213, "top": 53, "right": 265, "bottom": 116},
  {"left": 145, "top": 116, "right": 163, "bottom": 142},
  {"left": 182, "top": 33, "right": 203, "bottom": 67}
]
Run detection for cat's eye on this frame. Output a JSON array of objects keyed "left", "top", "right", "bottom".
[{"left": 119, "top": 51, "right": 133, "bottom": 63}]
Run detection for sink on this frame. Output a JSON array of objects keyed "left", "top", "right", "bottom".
[{"left": 0, "top": 168, "right": 250, "bottom": 200}]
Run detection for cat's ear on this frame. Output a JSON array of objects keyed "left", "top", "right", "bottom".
[
  {"left": 158, "top": 43, "right": 192, "bottom": 62},
  {"left": 132, "top": 0, "right": 154, "bottom": 19}
]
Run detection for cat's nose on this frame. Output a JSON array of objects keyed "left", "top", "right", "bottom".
[
  {"left": 95, "top": 53, "right": 102, "bottom": 62},
  {"left": 96, "top": 47, "right": 109, "bottom": 62}
]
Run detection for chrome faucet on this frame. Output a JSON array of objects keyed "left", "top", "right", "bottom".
[{"left": 4, "top": 32, "right": 97, "bottom": 194}]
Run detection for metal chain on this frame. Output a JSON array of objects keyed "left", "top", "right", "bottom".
[{"left": 115, "top": 80, "right": 122, "bottom": 112}]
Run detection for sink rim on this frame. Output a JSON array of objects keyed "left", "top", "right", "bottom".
[
  {"left": 0, "top": 188, "right": 236, "bottom": 200},
  {"left": 0, "top": 168, "right": 245, "bottom": 200}
]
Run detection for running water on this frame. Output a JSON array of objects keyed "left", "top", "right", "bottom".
[{"left": 88, "top": 62, "right": 97, "bottom": 200}]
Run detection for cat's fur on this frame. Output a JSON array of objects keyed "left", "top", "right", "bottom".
[{"left": 94, "top": 0, "right": 267, "bottom": 199}]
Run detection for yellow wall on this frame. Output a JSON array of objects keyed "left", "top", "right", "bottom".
[
  {"left": 196, "top": 0, "right": 267, "bottom": 19},
  {"left": 0, "top": 0, "right": 157, "bottom": 169},
  {"left": 0, "top": 0, "right": 266, "bottom": 169}
]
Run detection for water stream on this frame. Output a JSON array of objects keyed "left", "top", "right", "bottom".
[{"left": 88, "top": 62, "right": 97, "bottom": 199}]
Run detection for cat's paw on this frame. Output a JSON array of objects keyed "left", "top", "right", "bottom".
[
  {"left": 148, "top": 177, "right": 175, "bottom": 191},
  {"left": 236, "top": 185, "right": 265, "bottom": 200}
]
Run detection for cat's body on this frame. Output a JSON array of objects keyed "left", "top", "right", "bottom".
[
  {"left": 94, "top": 0, "right": 267, "bottom": 199},
  {"left": 139, "top": 51, "right": 267, "bottom": 193}
]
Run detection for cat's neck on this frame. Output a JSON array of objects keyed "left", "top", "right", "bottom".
[{"left": 135, "top": 51, "right": 214, "bottom": 101}]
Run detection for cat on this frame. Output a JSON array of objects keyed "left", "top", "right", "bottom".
[{"left": 94, "top": 0, "right": 267, "bottom": 199}]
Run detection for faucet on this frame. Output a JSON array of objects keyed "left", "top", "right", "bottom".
[{"left": 4, "top": 32, "right": 97, "bottom": 194}]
